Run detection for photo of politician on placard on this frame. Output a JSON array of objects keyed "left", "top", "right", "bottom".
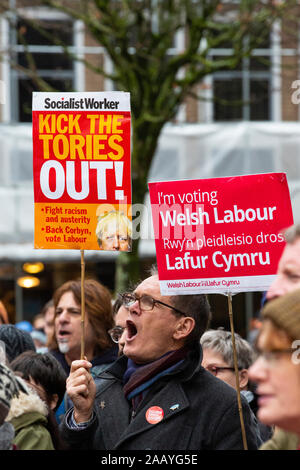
[{"left": 95, "top": 208, "right": 132, "bottom": 252}]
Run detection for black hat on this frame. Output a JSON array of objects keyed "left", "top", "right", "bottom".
[{"left": 0, "top": 325, "right": 36, "bottom": 363}]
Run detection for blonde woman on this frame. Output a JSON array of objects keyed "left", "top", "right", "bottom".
[{"left": 249, "top": 288, "right": 300, "bottom": 450}]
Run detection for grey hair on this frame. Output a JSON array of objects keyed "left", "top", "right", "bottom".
[
  {"left": 146, "top": 264, "right": 211, "bottom": 345},
  {"left": 200, "top": 329, "right": 255, "bottom": 370},
  {"left": 149, "top": 264, "right": 158, "bottom": 276},
  {"left": 284, "top": 224, "right": 300, "bottom": 244}
]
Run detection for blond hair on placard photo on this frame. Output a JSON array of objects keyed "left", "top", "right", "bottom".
[{"left": 95, "top": 208, "right": 132, "bottom": 251}]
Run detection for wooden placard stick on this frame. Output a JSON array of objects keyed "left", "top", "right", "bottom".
[
  {"left": 227, "top": 293, "right": 248, "bottom": 451},
  {"left": 80, "top": 249, "right": 85, "bottom": 360}
]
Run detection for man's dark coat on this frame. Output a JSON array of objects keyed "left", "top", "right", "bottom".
[{"left": 61, "top": 344, "right": 258, "bottom": 450}]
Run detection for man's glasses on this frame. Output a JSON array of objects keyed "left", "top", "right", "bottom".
[
  {"left": 108, "top": 326, "right": 125, "bottom": 344},
  {"left": 119, "top": 292, "right": 188, "bottom": 316},
  {"left": 205, "top": 365, "right": 239, "bottom": 376}
]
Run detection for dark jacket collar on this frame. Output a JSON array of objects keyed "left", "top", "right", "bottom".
[
  {"left": 92, "top": 346, "right": 118, "bottom": 367},
  {"left": 50, "top": 345, "right": 119, "bottom": 375}
]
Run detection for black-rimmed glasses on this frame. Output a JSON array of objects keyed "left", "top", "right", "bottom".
[
  {"left": 120, "top": 292, "right": 188, "bottom": 317},
  {"left": 205, "top": 365, "right": 240, "bottom": 376},
  {"left": 108, "top": 326, "right": 125, "bottom": 344}
]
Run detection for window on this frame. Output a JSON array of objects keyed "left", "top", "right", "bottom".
[
  {"left": 9, "top": 11, "right": 75, "bottom": 122},
  {"left": 211, "top": 33, "right": 273, "bottom": 121}
]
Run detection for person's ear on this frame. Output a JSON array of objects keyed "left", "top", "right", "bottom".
[
  {"left": 173, "top": 317, "right": 195, "bottom": 341},
  {"left": 49, "top": 393, "right": 59, "bottom": 411},
  {"left": 239, "top": 369, "right": 249, "bottom": 390}
]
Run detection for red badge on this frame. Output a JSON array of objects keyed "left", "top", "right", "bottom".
[{"left": 145, "top": 406, "right": 164, "bottom": 424}]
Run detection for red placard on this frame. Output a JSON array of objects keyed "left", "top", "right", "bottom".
[
  {"left": 149, "top": 173, "right": 294, "bottom": 294},
  {"left": 32, "top": 92, "right": 132, "bottom": 251}
]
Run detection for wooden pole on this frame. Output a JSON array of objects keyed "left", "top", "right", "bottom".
[
  {"left": 80, "top": 249, "right": 85, "bottom": 360},
  {"left": 227, "top": 293, "right": 248, "bottom": 450}
]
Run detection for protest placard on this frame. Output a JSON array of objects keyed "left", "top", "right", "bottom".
[
  {"left": 149, "top": 173, "right": 294, "bottom": 295},
  {"left": 32, "top": 91, "right": 132, "bottom": 252}
]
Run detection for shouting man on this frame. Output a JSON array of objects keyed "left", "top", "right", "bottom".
[{"left": 61, "top": 272, "right": 257, "bottom": 450}]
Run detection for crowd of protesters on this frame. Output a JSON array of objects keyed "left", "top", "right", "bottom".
[{"left": 0, "top": 223, "right": 300, "bottom": 450}]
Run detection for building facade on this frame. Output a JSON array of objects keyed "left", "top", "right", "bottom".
[{"left": 0, "top": 1, "right": 299, "bottom": 334}]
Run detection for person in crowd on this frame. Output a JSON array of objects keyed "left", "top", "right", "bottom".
[
  {"left": 5, "top": 372, "right": 56, "bottom": 450},
  {"left": 0, "top": 301, "right": 9, "bottom": 325},
  {"left": 30, "top": 301, "right": 55, "bottom": 353},
  {"left": 108, "top": 295, "right": 129, "bottom": 356},
  {"left": 201, "top": 328, "right": 254, "bottom": 391},
  {"left": 10, "top": 351, "right": 67, "bottom": 414},
  {"left": 30, "top": 329, "right": 48, "bottom": 353},
  {"left": 43, "top": 299, "right": 55, "bottom": 347},
  {"left": 0, "top": 362, "right": 19, "bottom": 450},
  {"left": 10, "top": 351, "right": 68, "bottom": 450},
  {"left": 266, "top": 223, "right": 300, "bottom": 300},
  {"left": 201, "top": 328, "right": 273, "bottom": 444},
  {"left": 248, "top": 310, "right": 263, "bottom": 346},
  {"left": 60, "top": 272, "right": 258, "bottom": 450},
  {"left": 0, "top": 324, "right": 36, "bottom": 363},
  {"left": 1, "top": 359, "right": 56, "bottom": 450},
  {"left": 247, "top": 293, "right": 266, "bottom": 346},
  {"left": 96, "top": 210, "right": 132, "bottom": 251},
  {"left": 32, "top": 313, "right": 45, "bottom": 332},
  {"left": 255, "top": 223, "right": 300, "bottom": 449},
  {"left": 248, "top": 288, "right": 300, "bottom": 450},
  {"left": 31, "top": 311, "right": 47, "bottom": 353},
  {"left": 48, "top": 279, "right": 118, "bottom": 376},
  {"left": 48, "top": 279, "right": 118, "bottom": 422}
]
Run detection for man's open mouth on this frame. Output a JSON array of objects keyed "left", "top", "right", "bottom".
[
  {"left": 57, "top": 330, "right": 71, "bottom": 342},
  {"left": 126, "top": 320, "right": 138, "bottom": 341}
]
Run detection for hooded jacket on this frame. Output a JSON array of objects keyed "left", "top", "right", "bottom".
[
  {"left": 5, "top": 390, "right": 54, "bottom": 450},
  {"left": 61, "top": 344, "right": 258, "bottom": 450}
]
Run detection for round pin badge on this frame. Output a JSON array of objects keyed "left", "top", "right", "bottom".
[{"left": 145, "top": 406, "right": 164, "bottom": 424}]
